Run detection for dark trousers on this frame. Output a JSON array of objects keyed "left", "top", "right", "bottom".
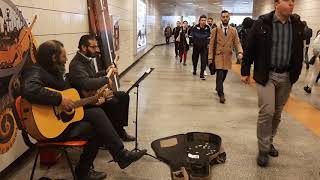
[
  {"left": 192, "top": 45, "right": 208, "bottom": 76},
  {"left": 216, "top": 69, "right": 228, "bottom": 96},
  {"left": 174, "top": 41, "right": 179, "bottom": 56},
  {"left": 56, "top": 107, "right": 124, "bottom": 176},
  {"left": 166, "top": 37, "right": 170, "bottom": 44},
  {"left": 101, "top": 91, "right": 129, "bottom": 137}
]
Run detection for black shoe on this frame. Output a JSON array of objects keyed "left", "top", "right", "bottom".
[
  {"left": 193, "top": 71, "right": 196, "bottom": 75},
  {"left": 257, "top": 151, "right": 269, "bottom": 167},
  {"left": 200, "top": 75, "right": 206, "bottom": 80},
  {"left": 269, "top": 144, "right": 279, "bottom": 157},
  {"left": 117, "top": 149, "right": 147, "bottom": 169},
  {"left": 219, "top": 95, "right": 225, "bottom": 104},
  {"left": 304, "top": 86, "right": 312, "bottom": 94},
  {"left": 180, "top": 59, "right": 182, "bottom": 63},
  {"left": 75, "top": 168, "right": 107, "bottom": 180},
  {"left": 121, "top": 131, "right": 136, "bottom": 142},
  {"left": 183, "top": 62, "right": 186, "bottom": 66}
]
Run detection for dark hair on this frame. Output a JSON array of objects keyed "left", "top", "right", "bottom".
[
  {"left": 242, "top": 17, "right": 254, "bottom": 29},
  {"left": 302, "top": 21, "right": 307, "bottom": 26},
  {"left": 208, "top": 17, "right": 213, "bottom": 21},
  {"left": 183, "top": 20, "right": 188, "bottom": 24},
  {"left": 221, "top": 10, "right": 229, "bottom": 15},
  {"left": 78, "top": 34, "right": 96, "bottom": 49},
  {"left": 37, "top": 40, "right": 64, "bottom": 72},
  {"left": 199, "top": 15, "right": 207, "bottom": 22}
]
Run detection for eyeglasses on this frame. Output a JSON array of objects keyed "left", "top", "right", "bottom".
[{"left": 88, "top": 45, "right": 99, "bottom": 49}]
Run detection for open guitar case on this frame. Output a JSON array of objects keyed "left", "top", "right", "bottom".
[{"left": 151, "top": 132, "right": 226, "bottom": 180}]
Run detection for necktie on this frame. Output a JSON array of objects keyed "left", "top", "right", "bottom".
[{"left": 224, "top": 27, "right": 227, "bottom": 36}]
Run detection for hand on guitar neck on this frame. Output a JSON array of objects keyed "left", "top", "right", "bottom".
[
  {"left": 80, "top": 84, "right": 113, "bottom": 106},
  {"left": 105, "top": 55, "right": 120, "bottom": 77},
  {"left": 95, "top": 84, "right": 113, "bottom": 106}
]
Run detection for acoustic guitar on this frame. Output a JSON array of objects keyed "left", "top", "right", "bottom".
[{"left": 21, "top": 87, "right": 112, "bottom": 141}]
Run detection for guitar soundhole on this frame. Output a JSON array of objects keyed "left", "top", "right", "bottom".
[
  {"left": 60, "top": 109, "right": 75, "bottom": 123},
  {"left": 53, "top": 107, "right": 75, "bottom": 123}
]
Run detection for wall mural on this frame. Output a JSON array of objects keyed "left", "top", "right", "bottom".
[{"left": 0, "top": 0, "right": 37, "bottom": 158}]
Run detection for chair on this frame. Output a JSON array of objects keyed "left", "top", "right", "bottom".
[{"left": 13, "top": 96, "right": 88, "bottom": 180}]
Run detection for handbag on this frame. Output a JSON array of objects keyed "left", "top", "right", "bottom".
[
  {"left": 186, "top": 35, "right": 190, "bottom": 45},
  {"left": 209, "top": 28, "right": 218, "bottom": 75}
]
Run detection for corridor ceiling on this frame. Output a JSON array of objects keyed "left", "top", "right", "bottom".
[{"left": 158, "top": 0, "right": 253, "bottom": 15}]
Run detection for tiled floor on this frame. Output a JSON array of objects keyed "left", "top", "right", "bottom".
[{"left": 4, "top": 44, "right": 320, "bottom": 180}]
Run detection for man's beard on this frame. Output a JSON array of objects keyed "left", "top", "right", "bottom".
[
  {"left": 222, "top": 21, "right": 229, "bottom": 26},
  {"left": 86, "top": 51, "right": 96, "bottom": 58},
  {"left": 51, "top": 59, "right": 66, "bottom": 78},
  {"left": 208, "top": 23, "right": 213, "bottom": 27}
]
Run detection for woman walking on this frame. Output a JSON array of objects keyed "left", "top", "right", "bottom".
[{"left": 177, "top": 21, "right": 190, "bottom": 65}]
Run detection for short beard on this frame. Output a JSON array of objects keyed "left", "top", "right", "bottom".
[
  {"left": 86, "top": 51, "right": 96, "bottom": 58},
  {"left": 50, "top": 58, "right": 66, "bottom": 79},
  {"left": 222, "top": 22, "right": 229, "bottom": 26}
]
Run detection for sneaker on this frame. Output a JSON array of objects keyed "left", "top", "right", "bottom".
[
  {"left": 200, "top": 75, "right": 206, "bottom": 80},
  {"left": 257, "top": 151, "right": 269, "bottom": 167},
  {"left": 219, "top": 95, "right": 225, "bottom": 104},
  {"left": 269, "top": 144, "right": 279, "bottom": 157},
  {"left": 204, "top": 71, "right": 208, "bottom": 76},
  {"left": 303, "top": 86, "right": 312, "bottom": 94}
]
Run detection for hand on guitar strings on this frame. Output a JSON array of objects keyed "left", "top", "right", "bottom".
[{"left": 60, "top": 96, "right": 76, "bottom": 112}]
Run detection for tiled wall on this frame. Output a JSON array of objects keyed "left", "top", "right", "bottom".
[
  {"left": 253, "top": 0, "right": 320, "bottom": 39},
  {"left": 109, "top": 0, "right": 163, "bottom": 73},
  {"left": 12, "top": 0, "right": 89, "bottom": 71}
]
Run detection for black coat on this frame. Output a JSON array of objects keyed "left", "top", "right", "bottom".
[
  {"left": 178, "top": 28, "right": 190, "bottom": 51},
  {"left": 191, "top": 24, "right": 211, "bottom": 48},
  {"left": 241, "top": 11, "right": 305, "bottom": 85},
  {"left": 173, "top": 26, "right": 181, "bottom": 39},
  {"left": 68, "top": 52, "right": 109, "bottom": 91},
  {"left": 21, "top": 64, "right": 69, "bottom": 106}
]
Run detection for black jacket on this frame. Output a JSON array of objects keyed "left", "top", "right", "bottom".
[
  {"left": 241, "top": 11, "right": 305, "bottom": 85},
  {"left": 21, "top": 64, "right": 69, "bottom": 106},
  {"left": 68, "top": 52, "right": 109, "bottom": 91},
  {"left": 178, "top": 28, "right": 190, "bottom": 51},
  {"left": 191, "top": 24, "right": 211, "bottom": 48},
  {"left": 173, "top": 26, "right": 181, "bottom": 39}
]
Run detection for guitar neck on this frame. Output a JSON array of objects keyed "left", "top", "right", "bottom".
[{"left": 74, "top": 95, "right": 99, "bottom": 107}]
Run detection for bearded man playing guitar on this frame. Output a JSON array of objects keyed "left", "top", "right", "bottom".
[
  {"left": 68, "top": 35, "right": 135, "bottom": 142},
  {"left": 21, "top": 40, "right": 146, "bottom": 180}
]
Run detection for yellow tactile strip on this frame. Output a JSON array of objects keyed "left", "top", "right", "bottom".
[{"left": 232, "top": 64, "right": 320, "bottom": 136}]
